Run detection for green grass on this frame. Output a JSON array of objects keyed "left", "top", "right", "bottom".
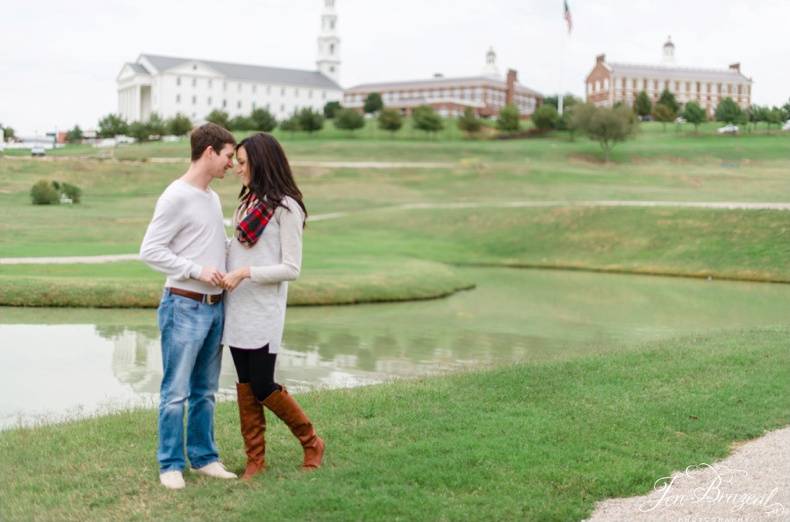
[
  {"left": 0, "top": 259, "right": 473, "bottom": 307},
  {"left": 1, "top": 327, "right": 788, "bottom": 521},
  {"left": 3, "top": 127, "right": 790, "bottom": 306}
]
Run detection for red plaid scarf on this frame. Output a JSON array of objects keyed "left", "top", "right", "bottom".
[{"left": 235, "top": 193, "right": 275, "bottom": 248}]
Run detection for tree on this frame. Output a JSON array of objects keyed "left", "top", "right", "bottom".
[
  {"left": 2, "top": 126, "right": 15, "bottom": 141},
  {"left": 657, "top": 89, "right": 680, "bottom": 115},
  {"left": 634, "top": 91, "right": 652, "bottom": 119},
  {"left": 146, "top": 112, "right": 166, "bottom": 137},
  {"left": 767, "top": 106, "right": 784, "bottom": 133},
  {"left": 167, "top": 113, "right": 193, "bottom": 136},
  {"left": 378, "top": 108, "right": 403, "bottom": 134},
  {"left": 652, "top": 103, "right": 675, "bottom": 131},
  {"left": 412, "top": 105, "right": 443, "bottom": 135},
  {"left": 496, "top": 104, "right": 521, "bottom": 133},
  {"left": 584, "top": 106, "right": 638, "bottom": 162},
  {"left": 296, "top": 108, "right": 324, "bottom": 133},
  {"left": 206, "top": 110, "right": 231, "bottom": 129},
  {"left": 97, "top": 113, "right": 128, "bottom": 138},
  {"left": 681, "top": 101, "right": 706, "bottom": 132},
  {"left": 531, "top": 104, "right": 559, "bottom": 131},
  {"left": 229, "top": 115, "right": 254, "bottom": 131},
  {"left": 363, "top": 92, "right": 384, "bottom": 114},
  {"left": 543, "top": 94, "right": 582, "bottom": 112},
  {"left": 66, "top": 125, "right": 83, "bottom": 144},
  {"left": 323, "top": 101, "right": 342, "bottom": 119},
  {"left": 782, "top": 99, "right": 790, "bottom": 122},
  {"left": 567, "top": 103, "right": 596, "bottom": 141},
  {"left": 250, "top": 108, "right": 277, "bottom": 132},
  {"left": 333, "top": 108, "right": 365, "bottom": 132},
  {"left": 457, "top": 107, "right": 482, "bottom": 136},
  {"left": 715, "top": 97, "right": 744, "bottom": 125}
]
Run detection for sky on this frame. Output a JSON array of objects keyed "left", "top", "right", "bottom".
[{"left": 1, "top": 0, "right": 788, "bottom": 135}]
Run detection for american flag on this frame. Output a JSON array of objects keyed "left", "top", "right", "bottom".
[{"left": 564, "top": 0, "right": 573, "bottom": 34}]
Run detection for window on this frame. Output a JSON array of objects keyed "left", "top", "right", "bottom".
[
  {"left": 208, "top": 97, "right": 212, "bottom": 105},
  {"left": 322, "top": 91, "right": 326, "bottom": 99},
  {"left": 252, "top": 101, "right": 256, "bottom": 109},
  {"left": 192, "top": 95, "right": 196, "bottom": 105},
  {"left": 238, "top": 83, "right": 242, "bottom": 92},
  {"left": 223, "top": 81, "right": 227, "bottom": 91},
  {"left": 266, "top": 85, "right": 271, "bottom": 94},
  {"left": 222, "top": 99, "right": 227, "bottom": 108},
  {"left": 237, "top": 101, "right": 241, "bottom": 109},
  {"left": 192, "top": 78, "right": 197, "bottom": 87},
  {"left": 176, "top": 77, "right": 182, "bottom": 86},
  {"left": 295, "top": 88, "right": 300, "bottom": 97},
  {"left": 309, "top": 89, "right": 313, "bottom": 99},
  {"left": 253, "top": 85, "right": 257, "bottom": 93},
  {"left": 330, "top": 43, "right": 335, "bottom": 55},
  {"left": 280, "top": 104, "right": 285, "bottom": 112},
  {"left": 176, "top": 94, "right": 181, "bottom": 103},
  {"left": 281, "top": 87, "right": 286, "bottom": 96},
  {"left": 208, "top": 79, "right": 213, "bottom": 88}
]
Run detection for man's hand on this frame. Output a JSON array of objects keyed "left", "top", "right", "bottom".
[
  {"left": 221, "top": 267, "right": 250, "bottom": 292},
  {"left": 198, "top": 266, "right": 225, "bottom": 287}
]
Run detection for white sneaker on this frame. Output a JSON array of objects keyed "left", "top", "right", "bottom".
[
  {"left": 194, "top": 461, "right": 238, "bottom": 479},
  {"left": 160, "top": 470, "right": 186, "bottom": 490}
]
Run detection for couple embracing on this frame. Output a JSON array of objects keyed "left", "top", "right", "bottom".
[{"left": 140, "top": 123, "right": 324, "bottom": 490}]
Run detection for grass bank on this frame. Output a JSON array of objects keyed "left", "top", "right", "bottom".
[
  {"left": 1, "top": 327, "right": 788, "bottom": 521},
  {"left": 0, "top": 258, "right": 473, "bottom": 307}
]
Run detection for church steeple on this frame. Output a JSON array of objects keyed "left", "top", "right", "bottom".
[
  {"left": 317, "top": 0, "right": 341, "bottom": 84},
  {"left": 482, "top": 46, "right": 500, "bottom": 78}
]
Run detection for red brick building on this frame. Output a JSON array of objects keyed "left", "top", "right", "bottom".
[
  {"left": 343, "top": 49, "right": 542, "bottom": 118},
  {"left": 586, "top": 38, "right": 752, "bottom": 116}
]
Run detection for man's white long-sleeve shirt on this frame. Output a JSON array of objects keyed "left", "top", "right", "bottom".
[{"left": 139, "top": 179, "right": 226, "bottom": 295}]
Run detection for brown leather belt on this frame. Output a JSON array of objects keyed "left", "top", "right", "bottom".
[{"left": 168, "top": 287, "right": 223, "bottom": 305}]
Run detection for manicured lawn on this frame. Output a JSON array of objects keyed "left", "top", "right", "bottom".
[{"left": 1, "top": 327, "right": 788, "bottom": 520}]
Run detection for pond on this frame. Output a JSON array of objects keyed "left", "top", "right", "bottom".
[{"left": 2, "top": 267, "right": 790, "bottom": 429}]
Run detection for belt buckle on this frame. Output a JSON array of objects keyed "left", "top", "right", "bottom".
[{"left": 206, "top": 293, "right": 221, "bottom": 305}]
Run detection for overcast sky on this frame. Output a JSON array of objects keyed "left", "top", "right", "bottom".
[{"left": 1, "top": 0, "right": 788, "bottom": 135}]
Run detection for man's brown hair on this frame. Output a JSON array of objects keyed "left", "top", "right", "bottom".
[{"left": 190, "top": 123, "right": 236, "bottom": 161}]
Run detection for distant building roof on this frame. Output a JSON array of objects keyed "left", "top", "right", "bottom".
[
  {"left": 135, "top": 53, "right": 342, "bottom": 90},
  {"left": 607, "top": 62, "right": 751, "bottom": 83},
  {"left": 346, "top": 75, "right": 542, "bottom": 97},
  {"left": 126, "top": 63, "right": 150, "bottom": 75}
]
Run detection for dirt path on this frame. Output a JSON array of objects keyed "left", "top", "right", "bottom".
[{"left": 586, "top": 425, "right": 790, "bottom": 521}]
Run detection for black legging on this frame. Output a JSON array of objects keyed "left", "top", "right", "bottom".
[{"left": 230, "top": 345, "right": 280, "bottom": 402}]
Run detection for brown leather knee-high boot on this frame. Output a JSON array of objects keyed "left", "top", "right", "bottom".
[
  {"left": 262, "top": 386, "right": 325, "bottom": 469},
  {"left": 236, "top": 383, "right": 266, "bottom": 479}
]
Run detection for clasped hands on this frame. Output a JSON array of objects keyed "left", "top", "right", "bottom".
[{"left": 198, "top": 266, "right": 250, "bottom": 292}]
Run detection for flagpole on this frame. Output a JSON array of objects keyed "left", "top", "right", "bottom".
[{"left": 559, "top": 0, "right": 572, "bottom": 116}]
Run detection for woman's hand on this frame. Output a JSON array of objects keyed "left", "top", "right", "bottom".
[{"left": 221, "top": 267, "right": 250, "bottom": 292}]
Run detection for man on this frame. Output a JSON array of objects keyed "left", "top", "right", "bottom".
[{"left": 140, "top": 123, "right": 237, "bottom": 490}]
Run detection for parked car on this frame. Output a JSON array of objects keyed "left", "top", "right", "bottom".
[
  {"left": 717, "top": 124, "right": 739, "bottom": 135},
  {"left": 31, "top": 146, "right": 46, "bottom": 157}
]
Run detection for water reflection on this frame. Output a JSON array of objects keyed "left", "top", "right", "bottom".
[{"left": 3, "top": 267, "right": 790, "bottom": 429}]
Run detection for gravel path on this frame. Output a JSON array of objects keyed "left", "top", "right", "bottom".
[{"left": 586, "top": 425, "right": 790, "bottom": 521}]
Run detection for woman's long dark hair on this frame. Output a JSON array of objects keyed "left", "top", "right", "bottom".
[{"left": 236, "top": 133, "right": 307, "bottom": 226}]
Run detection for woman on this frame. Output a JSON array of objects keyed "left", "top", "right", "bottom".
[{"left": 221, "top": 132, "right": 324, "bottom": 480}]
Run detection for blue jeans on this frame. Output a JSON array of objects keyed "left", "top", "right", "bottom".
[{"left": 156, "top": 290, "right": 224, "bottom": 473}]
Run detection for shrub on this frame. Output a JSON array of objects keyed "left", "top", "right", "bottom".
[
  {"left": 412, "top": 105, "right": 443, "bottom": 134},
  {"left": 167, "top": 113, "right": 193, "bottom": 136},
  {"left": 457, "top": 107, "right": 482, "bottom": 135},
  {"left": 496, "top": 104, "right": 521, "bottom": 132},
  {"left": 378, "top": 108, "right": 403, "bottom": 133},
  {"left": 206, "top": 110, "right": 231, "bottom": 129},
  {"left": 323, "top": 101, "right": 342, "bottom": 119},
  {"left": 363, "top": 93, "right": 384, "bottom": 114},
  {"left": 531, "top": 104, "right": 559, "bottom": 131},
  {"left": 280, "top": 113, "right": 301, "bottom": 132},
  {"left": 30, "top": 181, "right": 60, "bottom": 205},
  {"left": 296, "top": 108, "right": 324, "bottom": 133},
  {"left": 250, "top": 108, "right": 277, "bottom": 132},
  {"left": 61, "top": 182, "right": 82, "bottom": 203},
  {"left": 333, "top": 108, "right": 365, "bottom": 132}
]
